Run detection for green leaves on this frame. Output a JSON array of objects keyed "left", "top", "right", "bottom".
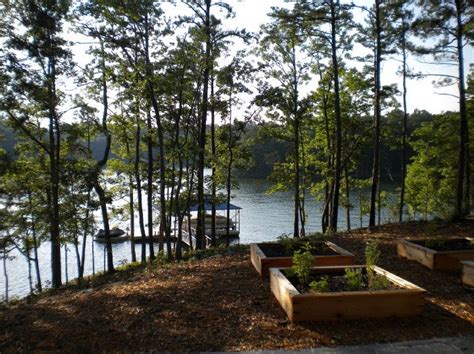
[
  {"left": 291, "top": 242, "right": 313, "bottom": 285},
  {"left": 405, "top": 112, "right": 459, "bottom": 219}
]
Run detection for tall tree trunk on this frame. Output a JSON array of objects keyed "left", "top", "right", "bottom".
[
  {"left": 146, "top": 108, "right": 155, "bottom": 260},
  {"left": 345, "top": 167, "right": 351, "bottom": 230},
  {"left": 64, "top": 245, "right": 68, "bottom": 283},
  {"left": 226, "top": 88, "right": 234, "bottom": 246},
  {"left": 300, "top": 133, "right": 306, "bottom": 237},
  {"left": 3, "top": 245, "right": 8, "bottom": 302},
  {"left": 79, "top": 190, "right": 91, "bottom": 279},
  {"left": 318, "top": 59, "right": 333, "bottom": 233},
  {"left": 226, "top": 150, "right": 233, "bottom": 246},
  {"left": 48, "top": 55, "right": 61, "bottom": 288},
  {"left": 129, "top": 176, "right": 137, "bottom": 262},
  {"left": 369, "top": 0, "right": 382, "bottom": 228},
  {"left": 94, "top": 39, "right": 114, "bottom": 273},
  {"left": 196, "top": 0, "right": 212, "bottom": 250},
  {"left": 293, "top": 117, "right": 300, "bottom": 238},
  {"left": 94, "top": 183, "right": 113, "bottom": 272},
  {"left": 455, "top": 0, "right": 468, "bottom": 218},
  {"left": 399, "top": 22, "right": 408, "bottom": 223},
  {"left": 32, "top": 233, "right": 42, "bottom": 292},
  {"left": 27, "top": 248, "right": 33, "bottom": 294},
  {"left": 29, "top": 193, "right": 42, "bottom": 291},
  {"left": 135, "top": 120, "right": 147, "bottom": 263},
  {"left": 292, "top": 44, "right": 300, "bottom": 239},
  {"left": 80, "top": 127, "right": 92, "bottom": 279},
  {"left": 330, "top": 0, "right": 342, "bottom": 232},
  {"left": 210, "top": 73, "right": 217, "bottom": 246}
]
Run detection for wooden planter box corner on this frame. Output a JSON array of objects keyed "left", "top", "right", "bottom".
[
  {"left": 250, "top": 241, "right": 355, "bottom": 277},
  {"left": 398, "top": 238, "right": 474, "bottom": 271},
  {"left": 270, "top": 265, "right": 426, "bottom": 323},
  {"left": 462, "top": 261, "right": 474, "bottom": 288}
]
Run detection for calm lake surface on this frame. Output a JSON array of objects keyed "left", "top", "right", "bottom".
[{"left": 0, "top": 177, "right": 395, "bottom": 300}]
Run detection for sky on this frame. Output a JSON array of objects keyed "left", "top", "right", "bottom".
[
  {"left": 159, "top": 0, "right": 473, "bottom": 115},
  {"left": 70, "top": 1, "right": 473, "bottom": 116},
  {"left": 243, "top": 1, "right": 472, "bottom": 114}
]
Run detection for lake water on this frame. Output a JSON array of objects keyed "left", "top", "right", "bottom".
[{"left": 0, "top": 177, "right": 395, "bottom": 300}]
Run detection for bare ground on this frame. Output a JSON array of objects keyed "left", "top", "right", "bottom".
[{"left": 1, "top": 221, "right": 473, "bottom": 352}]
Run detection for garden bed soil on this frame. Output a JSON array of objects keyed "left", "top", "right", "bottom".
[
  {"left": 251, "top": 241, "right": 355, "bottom": 277},
  {"left": 398, "top": 237, "right": 474, "bottom": 271},
  {"left": 258, "top": 242, "right": 338, "bottom": 257},
  {"left": 284, "top": 267, "right": 401, "bottom": 293},
  {"left": 271, "top": 265, "right": 425, "bottom": 322},
  {"left": 411, "top": 238, "right": 474, "bottom": 252},
  {"left": 1, "top": 221, "right": 473, "bottom": 352}
]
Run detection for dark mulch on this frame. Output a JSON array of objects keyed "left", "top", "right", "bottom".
[
  {"left": 410, "top": 238, "right": 474, "bottom": 251},
  {"left": 258, "top": 241, "right": 337, "bottom": 257},
  {"left": 0, "top": 221, "right": 473, "bottom": 352}
]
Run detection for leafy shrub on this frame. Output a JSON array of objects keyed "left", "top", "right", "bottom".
[
  {"left": 364, "top": 241, "right": 390, "bottom": 290},
  {"left": 369, "top": 274, "right": 391, "bottom": 290},
  {"left": 344, "top": 267, "right": 363, "bottom": 291},
  {"left": 291, "top": 243, "right": 313, "bottom": 285},
  {"left": 365, "top": 240, "right": 381, "bottom": 271},
  {"left": 310, "top": 276, "right": 329, "bottom": 293}
]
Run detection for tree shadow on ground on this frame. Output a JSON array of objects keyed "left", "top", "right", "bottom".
[{"left": 1, "top": 222, "right": 473, "bottom": 351}]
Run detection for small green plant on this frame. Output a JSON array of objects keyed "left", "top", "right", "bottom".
[
  {"left": 309, "top": 276, "right": 329, "bottom": 293},
  {"left": 365, "top": 241, "right": 390, "bottom": 290},
  {"left": 365, "top": 240, "right": 381, "bottom": 272},
  {"left": 369, "top": 274, "right": 391, "bottom": 290},
  {"left": 344, "top": 267, "right": 363, "bottom": 291},
  {"left": 291, "top": 243, "right": 314, "bottom": 285}
]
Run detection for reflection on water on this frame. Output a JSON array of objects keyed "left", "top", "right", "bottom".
[{"left": 0, "top": 178, "right": 395, "bottom": 300}]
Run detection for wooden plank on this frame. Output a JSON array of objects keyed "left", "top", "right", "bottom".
[
  {"left": 269, "top": 268, "right": 298, "bottom": 322},
  {"left": 269, "top": 266, "right": 426, "bottom": 323},
  {"left": 434, "top": 252, "right": 474, "bottom": 271},
  {"left": 462, "top": 261, "right": 474, "bottom": 287},
  {"left": 250, "top": 242, "right": 355, "bottom": 277},
  {"left": 398, "top": 240, "right": 435, "bottom": 269},
  {"left": 291, "top": 290, "right": 424, "bottom": 322},
  {"left": 398, "top": 239, "right": 474, "bottom": 271},
  {"left": 327, "top": 241, "right": 354, "bottom": 256},
  {"left": 374, "top": 266, "right": 425, "bottom": 291},
  {"left": 250, "top": 243, "right": 265, "bottom": 276}
]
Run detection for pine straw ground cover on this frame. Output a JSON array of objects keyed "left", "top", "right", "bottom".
[{"left": 1, "top": 222, "right": 473, "bottom": 352}]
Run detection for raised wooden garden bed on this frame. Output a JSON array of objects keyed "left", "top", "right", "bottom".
[
  {"left": 398, "top": 238, "right": 474, "bottom": 271},
  {"left": 462, "top": 261, "right": 474, "bottom": 287},
  {"left": 250, "top": 241, "right": 355, "bottom": 277},
  {"left": 270, "top": 265, "right": 426, "bottom": 322}
]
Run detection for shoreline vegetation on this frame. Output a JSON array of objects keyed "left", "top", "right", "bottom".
[{"left": 1, "top": 221, "right": 473, "bottom": 352}]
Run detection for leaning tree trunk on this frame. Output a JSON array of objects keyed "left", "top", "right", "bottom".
[{"left": 93, "top": 39, "right": 114, "bottom": 273}]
